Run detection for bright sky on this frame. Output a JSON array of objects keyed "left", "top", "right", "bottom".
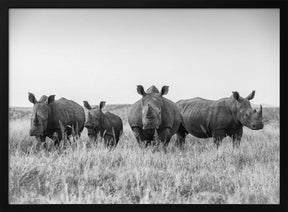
[{"left": 9, "top": 9, "right": 279, "bottom": 107}]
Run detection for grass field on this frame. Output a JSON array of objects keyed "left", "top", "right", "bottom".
[{"left": 9, "top": 105, "right": 279, "bottom": 204}]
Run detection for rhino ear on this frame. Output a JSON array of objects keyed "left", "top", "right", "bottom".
[
  {"left": 99, "top": 101, "right": 106, "bottom": 110},
  {"left": 83, "top": 101, "right": 92, "bottom": 110},
  {"left": 137, "top": 85, "right": 146, "bottom": 96},
  {"left": 47, "top": 95, "right": 55, "bottom": 104},
  {"left": 232, "top": 91, "right": 240, "bottom": 101},
  {"left": 161, "top": 86, "right": 169, "bottom": 96},
  {"left": 246, "top": 90, "right": 255, "bottom": 100},
  {"left": 28, "top": 92, "right": 37, "bottom": 104}
]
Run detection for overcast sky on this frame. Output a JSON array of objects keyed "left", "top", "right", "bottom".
[{"left": 9, "top": 9, "right": 279, "bottom": 107}]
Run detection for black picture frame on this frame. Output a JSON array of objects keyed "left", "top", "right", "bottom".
[{"left": 1, "top": 0, "right": 287, "bottom": 211}]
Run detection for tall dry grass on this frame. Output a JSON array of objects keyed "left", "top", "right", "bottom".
[{"left": 9, "top": 106, "right": 279, "bottom": 204}]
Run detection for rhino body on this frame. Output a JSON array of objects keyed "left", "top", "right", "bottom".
[
  {"left": 176, "top": 91, "right": 263, "bottom": 148},
  {"left": 128, "top": 85, "right": 181, "bottom": 146},
  {"left": 83, "top": 101, "right": 123, "bottom": 148},
  {"left": 28, "top": 93, "right": 85, "bottom": 145}
]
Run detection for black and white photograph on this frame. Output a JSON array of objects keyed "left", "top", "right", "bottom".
[{"left": 8, "top": 9, "right": 279, "bottom": 204}]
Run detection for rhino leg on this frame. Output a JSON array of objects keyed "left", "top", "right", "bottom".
[
  {"left": 175, "top": 123, "right": 187, "bottom": 147},
  {"left": 36, "top": 135, "right": 46, "bottom": 143},
  {"left": 212, "top": 130, "right": 225, "bottom": 149},
  {"left": 213, "top": 138, "right": 222, "bottom": 149},
  {"left": 70, "top": 122, "right": 82, "bottom": 142},
  {"left": 104, "top": 134, "right": 116, "bottom": 148},
  {"left": 35, "top": 136, "right": 46, "bottom": 150},
  {"left": 65, "top": 127, "right": 73, "bottom": 141},
  {"left": 132, "top": 127, "right": 147, "bottom": 146},
  {"left": 48, "top": 130, "right": 62, "bottom": 147},
  {"left": 158, "top": 128, "right": 171, "bottom": 147},
  {"left": 229, "top": 128, "right": 243, "bottom": 148}
]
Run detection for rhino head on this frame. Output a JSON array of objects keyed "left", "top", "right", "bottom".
[
  {"left": 28, "top": 92, "right": 55, "bottom": 137},
  {"left": 232, "top": 90, "right": 264, "bottom": 130},
  {"left": 137, "top": 85, "right": 169, "bottom": 130},
  {"left": 83, "top": 100, "right": 106, "bottom": 139}
]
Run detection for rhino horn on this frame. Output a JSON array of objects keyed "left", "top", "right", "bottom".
[
  {"left": 258, "top": 105, "right": 262, "bottom": 116},
  {"left": 35, "top": 111, "right": 38, "bottom": 122},
  {"left": 100, "top": 101, "right": 106, "bottom": 110},
  {"left": 146, "top": 104, "right": 153, "bottom": 116}
]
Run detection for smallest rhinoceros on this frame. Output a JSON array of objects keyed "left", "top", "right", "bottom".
[{"left": 83, "top": 101, "right": 123, "bottom": 148}]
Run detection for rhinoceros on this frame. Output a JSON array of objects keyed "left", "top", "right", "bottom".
[
  {"left": 83, "top": 101, "right": 123, "bottom": 148},
  {"left": 28, "top": 93, "right": 85, "bottom": 145},
  {"left": 176, "top": 91, "right": 264, "bottom": 148},
  {"left": 128, "top": 85, "right": 182, "bottom": 147}
]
